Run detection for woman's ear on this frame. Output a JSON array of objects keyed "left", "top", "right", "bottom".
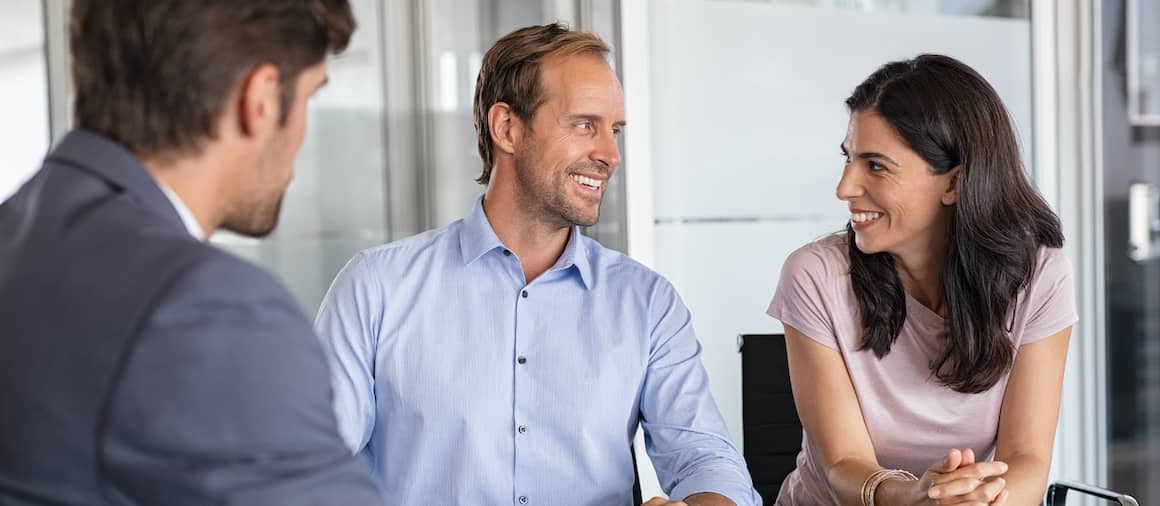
[{"left": 941, "top": 166, "right": 961, "bottom": 206}]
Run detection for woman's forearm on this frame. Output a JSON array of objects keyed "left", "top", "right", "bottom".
[
  {"left": 827, "top": 458, "right": 922, "bottom": 506},
  {"left": 996, "top": 454, "right": 1050, "bottom": 506},
  {"left": 828, "top": 457, "right": 881, "bottom": 504}
]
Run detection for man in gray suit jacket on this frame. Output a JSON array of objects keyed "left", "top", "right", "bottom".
[{"left": 0, "top": 1, "right": 384, "bottom": 504}]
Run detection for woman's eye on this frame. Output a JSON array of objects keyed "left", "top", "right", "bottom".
[
  {"left": 868, "top": 161, "right": 885, "bottom": 172},
  {"left": 577, "top": 122, "right": 592, "bottom": 131}
]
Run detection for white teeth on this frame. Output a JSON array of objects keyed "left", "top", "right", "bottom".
[
  {"left": 571, "top": 174, "right": 603, "bottom": 189},
  {"left": 850, "top": 212, "right": 883, "bottom": 223}
]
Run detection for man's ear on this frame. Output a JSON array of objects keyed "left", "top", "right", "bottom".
[
  {"left": 941, "top": 165, "right": 961, "bottom": 206},
  {"left": 236, "top": 63, "right": 282, "bottom": 138},
  {"left": 488, "top": 102, "right": 523, "bottom": 156}
]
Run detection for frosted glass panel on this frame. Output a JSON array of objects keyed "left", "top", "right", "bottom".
[
  {"left": 423, "top": 0, "right": 492, "bottom": 227},
  {"left": 651, "top": 1, "right": 1032, "bottom": 221},
  {"left": 0, "top": 0, "right": 49, "bottom": 201}
]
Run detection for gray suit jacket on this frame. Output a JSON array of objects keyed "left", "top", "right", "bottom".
[{"left": 0, "top": 130, "right": 384, "bottom": 505}]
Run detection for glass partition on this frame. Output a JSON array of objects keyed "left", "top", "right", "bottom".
[{"left": 1128, "top": 0, "right": 1160, "bottom": 125}]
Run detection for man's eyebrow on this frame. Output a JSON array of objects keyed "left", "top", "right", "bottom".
[{"left": 565, "top": 114, "right": 626, "bottom": 128}]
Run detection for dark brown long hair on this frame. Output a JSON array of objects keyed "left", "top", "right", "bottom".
[{"left": 846, "top": 54, "right": 1063, "bottom": 393}]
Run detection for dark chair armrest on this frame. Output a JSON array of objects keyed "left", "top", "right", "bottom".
[{"left": 1046, "top": 480, "right": 1138, "bottom": 505}]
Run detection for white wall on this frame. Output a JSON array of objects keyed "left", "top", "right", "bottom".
[{"left": 0, "top": 0, "right": 50, "bottom": 201}]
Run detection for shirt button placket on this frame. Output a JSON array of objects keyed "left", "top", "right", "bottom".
[{"left": 514, "top": 284, "right": 531, "bottom": 506}]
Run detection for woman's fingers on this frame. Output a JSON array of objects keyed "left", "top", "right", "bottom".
[
  {"left": 935, "top": 448, "right": 964, "bottom": 473},
  {"left": 931, "top": 461, "right": 1009, "bottom": 485},
  {"left": 991, "top": 489, "right": 1009, "bottom": 505},
  {"left": 930, "top": 477, "right": 978, "bottom": 499},
  {"left": 961, "top": 448, "right": 976, "bottom": 467},
  {"left": 931, "top": 477, "right": 1006, "bottom": 503}
]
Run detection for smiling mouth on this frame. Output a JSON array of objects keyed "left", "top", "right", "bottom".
[
  {"left": 850, "top": 211, "right": 883, "bottom": 223},
  {"left": 571, "top": 174, "right": 604, "bottom": 191}
]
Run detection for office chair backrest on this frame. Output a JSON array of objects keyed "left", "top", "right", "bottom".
[
  {"left": 631, "top": 443, "right": 642, "bottom": 505},
  {"left": 739, "top": 333, "right": 803, "bottom": 504}
]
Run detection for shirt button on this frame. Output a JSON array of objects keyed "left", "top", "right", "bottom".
[
  {"left": 518, "top": 425, "right": 528, "bottom": 434},
  {"left": 518, "top": 496, "right": 529, "bottom": 504},
  {"left": 517, "top": 356, "right": 527, "bottom": 364},
  {"left": 521, "top": 290, "right": 528, "bottom": 298},
  {"left": 503, "top": 249, "right": 512, "bottom": 256}
]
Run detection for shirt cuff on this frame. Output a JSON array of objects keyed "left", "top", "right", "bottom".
[{"left": 669, "top": 468, "right": 763, "bottom": 506}]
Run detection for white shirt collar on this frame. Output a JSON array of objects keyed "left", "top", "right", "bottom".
[{"left": 157, "top": 183, "right": 206, "bottom": 240}]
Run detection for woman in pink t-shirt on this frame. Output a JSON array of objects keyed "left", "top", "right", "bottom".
[{"left": 768, "top": 54, "right": 1075, "bottom": 506}]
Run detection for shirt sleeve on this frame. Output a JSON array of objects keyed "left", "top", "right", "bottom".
[
  {"left": 314, "top": 251, "right": 383, "bottom": 454},
  {"left": 640, "top": 278, "right": 762, "bottom": 506},
  {"left": 99, "top": 256, "right": 384, "bottom": 505},
  {"left": 766, "top": 243, "right": 840, "bottom": 349},
  {"left": 1018, "top": 247, "right": 1078, "bottom": 345}
]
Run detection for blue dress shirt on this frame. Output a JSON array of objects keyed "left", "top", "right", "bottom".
[{"left": 315, "top": 197, "right": 760, "bottom": 506}]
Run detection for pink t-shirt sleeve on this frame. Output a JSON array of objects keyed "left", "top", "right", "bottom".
[
  {"left": 1018, "top": 247, "right": 1078, "bottom": 345},
  {"left": 767, "top": 243, "right": 840, "bottom": 349}
]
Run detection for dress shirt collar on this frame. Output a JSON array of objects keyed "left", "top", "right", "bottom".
[
  {"left": 157, "top": 183, "right": 206, "bottom": 240},
  {"left": 459, "top": 195, "right": 593, "bottom": 289}
]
